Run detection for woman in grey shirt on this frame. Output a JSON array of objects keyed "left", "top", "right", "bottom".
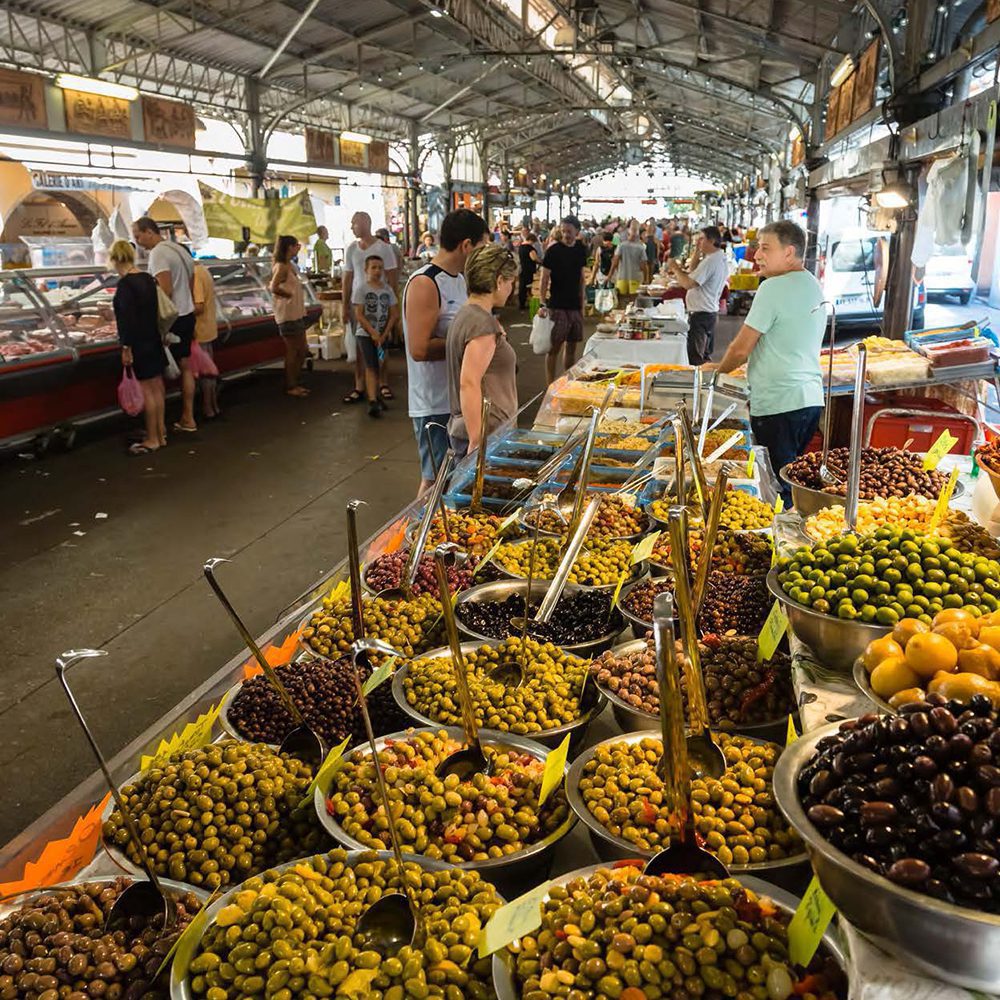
[{"left": 446, "top": 244, "right": 520, "bottom": 457}]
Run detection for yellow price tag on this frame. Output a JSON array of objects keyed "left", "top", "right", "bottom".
[
  {"left": 611, "top": 569, "right": 628, "bottom": 608},
  {"left": 141, "top": 703, "right": 221, "bottom": 771},
  {"left": 362, "top": 657, "right": 396, "bottom": 696},
  {"left": 474, "top": 538, "right": 504, "bottom": 576},
  {"left": 774, "top": 496, "right": 784, "bottom": 515},
  {"left": 631, "top": 530, "right": 661, "bottom": 565},
  {"left": 786, "top": 715, "right": 798, "bottom": 745},
  {"left": 299, "top": 735, "right": 352, "bottom": 807},
  {"left": 478, "top": 879, "right": 553, "bottom": 958},
  {"left": 746, "top": 450, "right": 756, "bottom": 477},
  {"left": 770, "top": 540, "right": 779, "bottom": 567},
  {"left": 928, "top": 466, "right": 960, "bottom": 531},
  {"left": 787, "top": 876, "right": 837, "bottom": 967},
  {"left": 539, "top": 733, "right": 571, "bottom": 807},
  {"left": 757, "top": 600, "right": 789, "bottom": 662},
  {"left": 923, "top": 429, "right": 959, "bottom": 470}
]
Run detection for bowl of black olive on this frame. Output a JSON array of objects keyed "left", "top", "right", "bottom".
[
  {"left": 774, "top": 701, "right": 1000, "bottom": 991},
  {"left": 454, "top": 579, "right": 622, "bottom": 657}
]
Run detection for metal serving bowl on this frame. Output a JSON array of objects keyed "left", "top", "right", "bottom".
[
  {"left": 517, "top": 506, "right": 651, "bottom": 545},
  {"left": 565, "top": 730, "right": 808, "bottom": 879},
  {"left": 490, "top": 539, "right": 649, "bottom": 593},
  {"left": 217, "top": 681, "right": 280, "bottom": 748},
  {"left": 774, "top": 719, "right": 1000, "bottom": 991},
  {"left": 312, "top": 725, "right": 576, "bottom": 896},
  {"left": 454, "top": 578, "right": 621, "bottom": 658},
  {"left": 615, "top": 576, "right": 675, "bottom": 639},
  {"left": 765, "top": 566, "right": 891, "bottom": 672},
  {"left": 391, "top": 648, "right": 606, "bottom": 752},
  {"left": 593, "top": 638, "right": 794, "bottom": 743},
  {"left": 491, "top": 865, "right": 848, "bottom": 1000},
  {"left": 851, "top": 656, "right": 898, "bottom": 715},
  {"left": 779, "top": 463, "right": 964, "bottom": 518},
  {"left": 168, "top": 849, "right": 506, "bottom": 1000}
]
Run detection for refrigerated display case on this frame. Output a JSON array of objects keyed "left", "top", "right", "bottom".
[{"left": 0, "top": 258, "right": 321, "bottom": 449}]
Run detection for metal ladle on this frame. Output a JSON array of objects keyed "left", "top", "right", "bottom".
[
  {"left": 667, "top": 507, "right": 726, "bottom": 779},
  {"left": 813, "top": 299, "right": 841, "bottom": 487},
  {"left": 350, "top": 639, "right": 424, "bottom": 956},
  {"left": 642, "top": 597, "right": 730, "bottom": 880},
  {"left": 204, "top": 558, "right": 325, "bottom": 766},
  {"left": 55, "top": 649, "right": 177, "bottom": 930},
  {"left": 433, "top": 543, "right": 494, "bottom": 780}
]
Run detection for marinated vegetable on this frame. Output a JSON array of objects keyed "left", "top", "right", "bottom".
[
  {"left": 325, "top": 729, "right": 569, "bottom": 860},
  {"left": 186, "top": 850, "right": 501, "bottom": 999},
  {"left": 578, "top": 734, "right": 800, "bottom": 866}
]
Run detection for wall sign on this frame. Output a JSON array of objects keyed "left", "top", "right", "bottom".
[
  {"left": 853, "top": 42, "right": 879, "bottom": 120},
  {"left": 0, "top": 68, "right": 46, "bottom": 128},
  {"left": 339, "top": 136, "right": 366, "bottom": 168},
  {"left": 305, "top": 126, "right": 337, "bottom": 166},
  {"left": 835, "top": 73, "right": 855, "bottom": 135},
  {"left": 791, "top": 133, "right": 805, "bottom": 167},
  {"left": 64, "top": 89, "right": 131, "bottom": 139},
  {"left": 368, "top": 140, "right": 389, "bottom": 173},
  {"left": 142, "top": 95, "right": 195, "bottom": 148}
]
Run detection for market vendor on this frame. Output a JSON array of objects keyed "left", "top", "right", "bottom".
[
  {"left": 666, "top": 226, "right": 728, "bottom": 365},
  {"left": 702, "top": 220, "right": 826, "bottom": 507}
]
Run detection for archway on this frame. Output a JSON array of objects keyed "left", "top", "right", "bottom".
[
  {"left": 137, "top": 188, "right": 209, "bottom": 248},
  {"left": 0, "top": 188, "right": 108, "bottom": 266}
]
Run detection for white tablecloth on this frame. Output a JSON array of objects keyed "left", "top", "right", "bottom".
[{"left": 583, "top": 332, "right": 689, "bottom": 366}]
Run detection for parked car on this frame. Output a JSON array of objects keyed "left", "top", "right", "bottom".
[
  {"left": 820, "top": 231, "right": 925, "bottom": 333},
  {"left": 924, "top": 244, "right": 976, "bottom": 304}
]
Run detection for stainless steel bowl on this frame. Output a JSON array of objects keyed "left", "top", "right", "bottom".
[
  {"left": 169, "top": 850, "right": 506, "bottom": 1000},
  {"left": 615, "top": 576, "right": 675, "bottom": 639},
  {"left": 779, "top": 463, "right": 964, "bottom": 518},
  {"left": 774, "top": 719, "right": 1000, "bottom": 991},
  {"left": 765, "top": 566, "right": 891, "bottom": 671},
  {"left": 490, "top": 541, "right": 648, "bottom": 593},
  {"left": 312, "top": 725, "right": 576, "bottom": 894},
  {"left": 391, "top": 650, "right": 605, "bottom": 752},
  {"left": 851, "top": 656, "right": 898, "bottom": 715},
  {"left": 491, "top": 865, "right": 847, "bottom": 1000},
  {"left": 593, "top": 638, "right": 794, "bottom": 743},
  {"left": 217, "top": 681, "right": 280, "bottom": 748},
  {"left": 454, "top": 578, "right": 621, "bottom": 657},
  {"left": 517, "top": 504, "right": 651, "bottom": 545},
  {"left": 566, "top": 729, "right": 808, "bottom": 876}
]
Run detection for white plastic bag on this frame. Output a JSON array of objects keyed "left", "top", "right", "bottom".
[
  {"left": 162, "top": 344, "right": 181, "bottom": 380},
  {"left": 530, "top": 311, "right": 554, "bottom": 355},
  {"left": 344, "top": 322, "right": 358, "bottom": 363},
  {"left": 594, "top": 285, "right": 617, "bottom": 313}
]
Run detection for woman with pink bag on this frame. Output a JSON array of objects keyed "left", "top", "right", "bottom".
[{"left": 110, "top": 239, "right": 166, "bottom": 455}]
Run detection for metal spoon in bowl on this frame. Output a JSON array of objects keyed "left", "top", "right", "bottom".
[
  {"left": 350, "top": 639, "right": 424, "bottom": 956},
  {"left": 812, "top": 299, "right": 841, "bottom": 487},
  {"left": 433, "top": 543, "right": 494, "bottom": 780},
  {"left": 204, "top": 557, "right": 325, "bottom": 766},
  {"left": 643, "top": 598, "right": 730, "bottom": 880},
  {"left": 667, "top": 508, "right": 726, "bottom": 779},
  {"left": 55, "top": 648, "right": 177, "bottom": 930}
]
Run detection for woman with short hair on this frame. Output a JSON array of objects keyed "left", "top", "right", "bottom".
[{"left": 446, "top": 243, "right": 520, "bottom": 458}]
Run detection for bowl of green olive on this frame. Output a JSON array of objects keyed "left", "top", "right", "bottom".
[
  {"left": 392, "top": 636, "right": 606, "bottom": 752},
  {"left": 490, "top": 536, "right": 649, "bottom": 591},
  {"left": 566, "top": 730, "right": 807, "bottom": 881},
  {"left": 491, "top": 862, "right": 848, "bottom": 1000},
  {"left": 313, "top": 726, "right": 575, "bottom": 896},
  {"left": 169, "top": 848, "right": 506, "bottom": 1000}
]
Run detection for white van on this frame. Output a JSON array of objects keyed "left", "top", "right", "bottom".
[
  {"left": 924, "top": 244, "right": 976, "bottom": 304},
  {"left": 820, "top": 230, "right": 925, "bottom": 333}
]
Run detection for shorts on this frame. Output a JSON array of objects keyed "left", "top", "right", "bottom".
[
  {"left": 686, "top": 311, "right": 718, "bottom": 366},
  {"left": 356, "top": 333, "right": 379, "bottom": 371},
  {"left": 278, "top": 318, "right": 307, "bottom": 337},
  {"left": 412, "top": 414, "right": 451, "bottom": 482},
  {"left": 131, "top": 341, "right": 166, "bottom": 381},
  {"left": 616, "top": 279, "right": 641, "bottom": 295},
  {"left": 549, "top": 308, "right": 584, "bottom": 347},
  {"left": 167, "top": 312, "right": 195, "bottom": 363}
]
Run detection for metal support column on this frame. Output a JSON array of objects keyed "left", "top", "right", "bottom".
[
  {"left": 804, "top": 63, "right": 827, "bottom": 275},
  {"left": 882, "top": 170, "right": 920, "bottom": 339},
  {"left": 408, "top": 121, "right": 421, "bottom": 252},
  {"left": 480, "top": 137, "right": 490, "bottom": 225},
  {"left": 245, "top": 77, "right": 268, "bottom": 198}
]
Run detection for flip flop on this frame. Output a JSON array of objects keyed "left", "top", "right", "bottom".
[
  {"left": 172, "top": 422, "right": 198, "bottom": 433},
  {"left": 343, "top": 388, "right": 364, "bottom": 404},
  {"left": 128, "top": 442, "right": 158, "bottom": 455},
  {"left": 379, "top": 385, "right": 394, "bottom": 400}
]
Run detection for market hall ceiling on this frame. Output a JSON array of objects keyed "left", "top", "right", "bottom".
[{"left": 1, "top": 0, "right": 851, "bottom": 181}]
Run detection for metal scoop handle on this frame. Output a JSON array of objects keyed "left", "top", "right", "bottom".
[
  {"left": 697, "top": 371, "right": 718, "bottom": 456},
  {"left": 536, "top": 496, "right": 602, "bottom": 623},
  {"left": 422, "top": 422, "right": 452, "bottom": 543},
  {"left": 55, "top": 649, "right": 176, "bottom": 926},
  {"left": 346, "top": 500, "right": 367, "bottom": 641},
  {"left": 651, "top": 596, "right": 689, "bottom": 826},
  {"left": 692, "top": 470, "right": 729, "bottom": 616},
  {"left": 567, "top": 407, "right": 603, "bottom": 538},
  {"left": 470, "top": 396, "right": 491, "bottom": 512},
  {"left": 845, "top": 344, "right": 868, "bottom": 532},
  {"left": 404, "top": 451, "right": 454, "bottom": 593},
  {"left": 679, "top": 403, "right": 711, "bottom": 520}
]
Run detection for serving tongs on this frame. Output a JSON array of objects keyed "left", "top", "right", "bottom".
[
  {"left": 421, "top": 421, "right": 452, "bottom": 543},
  {"left": 844, "top": 343, "right": 868, "bottom": 533},
  {"left": 350, "top": 641, "right": 425, "bottom": 956},
  {"left": 667, "top": 507, "right": 726, "bottom": 779},
  {"left": 433, "top": 543, "right": 495, "bottom": 780},
  {"left": 373, "top": 452, "right": 454, "bottom": 601},
  {"left": 813, "top": 299, "right": 841, "bottom": 487},
  {"left": 55, "top": 648, "right": 177, "bottom": 930},
  {"left": 204, "top": 557, "right": 325, "bottom": 766},
  {"left": 692, "top": 471, "right": 729, "bottom": 616},
  {"left": 678, "top": 402, "right": 711, "bottom": 520},
  {"left": 696, "top": 371, "right": 718, "bottom": 456},
  {"left": 469, "top": 396, "right": 492, "bottom": 512},
  {"left": 642, "top": 598, "right": 730, "bottom": 880}
]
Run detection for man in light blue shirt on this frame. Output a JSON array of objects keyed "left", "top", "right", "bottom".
[{"left": 704, "top": 220, "right": 826, "bottom": 506}]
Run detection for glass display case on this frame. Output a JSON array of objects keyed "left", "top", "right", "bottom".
[
  {"left": 34, "top": 268, "right": 118, "bottom": 351},
  {"left": 0, "top": 270, "right": 71, "bottom": 363}
]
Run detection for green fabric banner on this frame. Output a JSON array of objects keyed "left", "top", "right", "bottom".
[{"left": 198, "top": 182, "right": 316, "bottom": 244}]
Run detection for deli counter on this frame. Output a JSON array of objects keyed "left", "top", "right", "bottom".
[{"left": 0, "top": 259, "right": 322, "bottom": 448}]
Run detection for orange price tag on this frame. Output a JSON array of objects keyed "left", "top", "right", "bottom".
[{"left": 242, "top": 630, "right": 301, "bottom": 679}]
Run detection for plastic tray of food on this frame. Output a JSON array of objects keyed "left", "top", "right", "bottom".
[{"left": 921, "top": 337, "right": 993, "bottom": 368}]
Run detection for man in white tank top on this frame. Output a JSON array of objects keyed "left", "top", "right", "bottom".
[{"left": 402, "top": 209, "right": 490, "bottom": 496}]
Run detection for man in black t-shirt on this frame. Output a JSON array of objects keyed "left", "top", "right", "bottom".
[{"left": 538, "top": 215, "right": 588, "bottom": 383}]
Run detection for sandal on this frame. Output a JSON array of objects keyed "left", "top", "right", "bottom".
[
  {"left": 128, "top": 442, "right": 158, "bottom": 455},
  {"left": 379, "top": 384, "right": 394, "bottom": 400},
  {"left": 343, "top": 389, "right": 364, "bottom": 404},
  {"left": 172, "top": 422, "right": 198, "bottom": 433},
  {"left": 286, "top": 386, "right": 310, "bottom": 397}
]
